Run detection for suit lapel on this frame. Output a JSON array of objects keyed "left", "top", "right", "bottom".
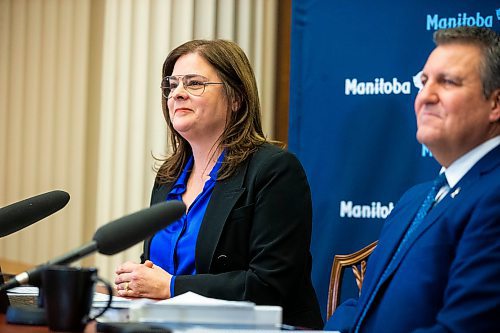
[
  {"left": 358, "top": 190, "right": 425, "bottom": 303},
  {"left": 382, "top": 193, "right": 449, "bottom": 279},
  {"left": 359, "top": 144, "right": 500, "bottom": 319},
  {"left": 195, "top": 159, "right": 249, "bottom": 273},
  {"left": 142, "top": 182, "right": 176, "bottom": 260},
  {"left": 393, "top": 144, "right": 500, "bottom": 270}
]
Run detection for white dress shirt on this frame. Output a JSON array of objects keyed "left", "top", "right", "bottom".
[{"left": 436, "top": 135, "right": 500, "bottom": 203}]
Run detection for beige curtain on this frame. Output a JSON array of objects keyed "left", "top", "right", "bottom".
[{"left": 0, "top": 0, "right": 278, "bottom": 282}]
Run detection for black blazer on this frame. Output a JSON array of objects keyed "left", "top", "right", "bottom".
[{"left": 142, "top": 143, "right": 323, "bottom": 329}]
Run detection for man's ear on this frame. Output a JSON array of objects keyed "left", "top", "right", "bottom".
[{"left": 490, "top": 89, "right": 500, "bottom": 122}]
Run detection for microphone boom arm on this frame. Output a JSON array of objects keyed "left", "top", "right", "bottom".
[
  {"left": 0, "top": 241, "right": 98, "bottom": 292},
  {"left": 0, "top": 200, "right": 185, "bottom": 292}
]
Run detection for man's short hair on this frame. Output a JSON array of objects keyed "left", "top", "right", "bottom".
[{"left": 434, "top": 26, "right": 500, "bottom": 98}]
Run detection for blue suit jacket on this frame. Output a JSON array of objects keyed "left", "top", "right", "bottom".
[{"left": 326, "top": 144, "right": 500, "bottom": 333}]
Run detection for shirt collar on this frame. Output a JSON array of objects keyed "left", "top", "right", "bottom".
[
  {"left": 171, "top": 150, "right": 225, "bottom": 193},
  {"left": 441, "top": 135, "right": 500, "bottom": 188},
  {"left": 168, "top": 156, "right": 193, "bottom": 195}
]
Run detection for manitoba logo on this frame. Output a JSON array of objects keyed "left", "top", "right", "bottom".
[
  {"left": 340, "top": 201, "right": 394, "bottom": 219},
  {"left": 426, "top": 12, "right": 494, "bottom": 30},
  {"left": 345, "top": 77, "right": 411, "bottom": 95}
]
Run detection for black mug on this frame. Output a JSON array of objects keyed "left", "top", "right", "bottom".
[{"left": 42, "top": 265, "right": 112, "bottom": 332}]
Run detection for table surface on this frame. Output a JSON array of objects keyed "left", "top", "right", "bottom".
[{"left": 0, "top": 313, "right": 97, "bottom": 332}]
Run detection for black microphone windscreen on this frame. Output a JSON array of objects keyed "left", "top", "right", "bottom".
[
  {"left": 0, "top": 190, "right": 70, "bottom": 237},
  {"left": 93, "top": 200, "right": 185, "bottom": 255}
]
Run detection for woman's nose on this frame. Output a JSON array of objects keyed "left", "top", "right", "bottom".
[{"left": 170, "top": 81, "right": 188, "bottom": 99}]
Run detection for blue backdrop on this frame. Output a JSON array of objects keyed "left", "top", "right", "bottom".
[{"left": 289, "top": 0, "right": 500, "bottom": 320}]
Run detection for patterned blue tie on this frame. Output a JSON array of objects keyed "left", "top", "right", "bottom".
[{"left": 354, "top": 173, "right": 448, "bottom": 332}]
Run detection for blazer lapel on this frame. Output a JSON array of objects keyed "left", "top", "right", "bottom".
[
  {"left": 142, "top": 182, "right": 176, "bottom": 261},
  {"left": 195, "top": 159, "right": 249, "bottom": 273},
  {"left": 394, "top": 144, "right": 500, "bottom": 268},
  {"left": 355, "top": 144, "right": 500, "bottom": 329},
  {"left": 358, "top": 192, "right": 424, "bottom": 303},
  {"left": 362, "top": 144, "right": 500, "bottom": 307},
  {"left": 383, "top": 194, "right": 449, "bottom": 278}
]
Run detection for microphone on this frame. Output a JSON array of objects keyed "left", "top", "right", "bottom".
[
  {"left": 0, "top": 190, "right": 70, "bottom": 237},
  {"left": 0, "top": 200, "right": 185, "bottom": 291}
]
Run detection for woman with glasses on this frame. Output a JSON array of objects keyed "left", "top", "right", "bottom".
[{"left": 114, "top": 39, "right": 323, "bottom": 329}]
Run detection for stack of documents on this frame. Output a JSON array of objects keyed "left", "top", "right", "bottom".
[
  {"left": 94, "top": 291, "right": 282, "bottom": 330},
  {"left": 7, "top": 286, "right": 39, "bottom": 306},
  {"left": 129, "top": 292, "right": 282, "bottom": 330},
  {"left": 92, "top": 292, "right": 142, "bottom": 322}
]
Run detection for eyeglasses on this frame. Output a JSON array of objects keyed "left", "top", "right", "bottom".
[{"left": 161, "top": 74, "right": 224, "bottom": 99}]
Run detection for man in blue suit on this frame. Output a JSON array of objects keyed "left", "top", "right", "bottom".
[{"left": 326, "top": 26, "right": 500, "bottom": 333}]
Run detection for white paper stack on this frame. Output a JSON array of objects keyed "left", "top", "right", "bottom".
[
  {"left": 128, "top": 292, "right": 282, "bottom": 330},
  {"left": 92, "top": 292, "right": 152, "bottom": 322}
]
